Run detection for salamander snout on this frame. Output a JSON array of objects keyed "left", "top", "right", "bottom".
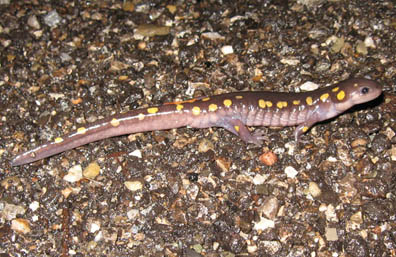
[{"left": 344, "top": 78, "right": 382, "bottom": 105}]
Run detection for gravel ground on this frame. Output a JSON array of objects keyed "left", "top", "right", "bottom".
[{"left": 1, "top": 1, "right": 395, "bottom": 256}]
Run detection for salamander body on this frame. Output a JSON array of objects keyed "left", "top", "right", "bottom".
[{"left": 11, "top": 78, "right": 382, "bottom": 166}]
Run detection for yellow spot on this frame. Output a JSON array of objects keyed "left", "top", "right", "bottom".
[
  {"left": 320, "top": 93, "right": 329, "bottom": 102},
  {"left": 277, "top": 101, "right": 288, "bottom": 109},
  {"left": 266, "top": 101, "right": 273, "bottom": 108},
  {"left": 306, "top": 96, "right": 313, "bottom": 105},
  {"left": 138, "top": 113, "right": 145, "bottom": 120},
  {"left": 277, "top": 102, "right": 283, "bottom": 109},
  {"left": 353, "top": 83, "right": 358, "bottom": 87},
  {"left": 224, "top": 99, "right": 232, "bottom": 107},
  {"left": 337, "top": 90, "right": 345, "bottom": 101},
  {"left": 147, "top": 107, "right": 159, "bottom": 114},
  {"left": 111, "top": 118, "right": 120, "bottom": 127},
  {"left": 234, "top": 125, "right": 240, "bottom": 132},
  {"left": 235, "top": 95, "right": 243, "bottom": 99},
  {"left": 202, "top": 97, "right": 210, "bottom": 101},
  {"left": 192, "top": 106, "right": 201, "bottom": 115},
  {"left": 176, "top": 104, "right": 184, "bottom": 111},
  {"left": 54, "top": 137, "right": 64, "bottom": 143},
  {"left": 258, "top": 99, "right": 266, "bottom": 108},
  {"left": 77, "top": 127, "right": 87, "bottom": 135},
  {"left": 332, "top": 87, "right": 339, "bottom": 92},
  {"left": 302, "top": 126, "right": 309, "bottom": 132},
  {"left": 208, "top": 104, "right": 218, "bottom": 112},
  {"left": 293, "top": 100, "right": 300, "bottom": 105}
]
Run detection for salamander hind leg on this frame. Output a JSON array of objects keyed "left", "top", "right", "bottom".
[
  {"left": 294, "top": 121, "right": 316, "bottom": 143},
  {"left": 222, "top": 119, "right": 264, "bottom": 146}
]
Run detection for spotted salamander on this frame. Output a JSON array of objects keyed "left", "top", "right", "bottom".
[{"left": 11, "top": 78, "right": 382, "bottom": 166}]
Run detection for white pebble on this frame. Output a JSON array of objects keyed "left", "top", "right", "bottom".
[
  {"left": 284, "top": 166, "right": 298, "bottom": 178},
  {"left": 29, "top": 201, "right": 40, "bottom": 212},
  {"left": 201, "top": 32, "right": 225, "bottom": 41},
  {"left": 221, "top": 45, "right": 234, "bottom": 55},
  {"left": 364, "top": 36, "right": 376, "bottom": 48},
  {"left": 300, "top": 81, "right": 319, "bottom": 91},
  {"left": 89, "top": 221, "right": 101, "bottom": 233},
  {"left": 125, "top": 180, "right": 143, "bottom": 191},
  {"left": 253, "top": 174, "right": 269, "bottom": 185},
  {"left": 280, "top": 57, "right": 300, "bottom": 66},
  {"left": 11, "top": 218, "right": 31, "bottom": 234},
  {"left": 127, "top": 209, "right": 139, "bottom": 220},
  {"left": 44, "top": 10, "right": 62, "bottom": 27},
  {"left": 27, "top": 15, "right": 41, "bottom": 30},
  {"left": 129, "top": 149, "right": 142, "bottom": 158},
  {"left": 327, "top": 156, "right": 338, "bottom": 162},
  {"left": 63, "top": 165, "right": 83, "bottom": 183},
  {"left": 253, "top": 216, "right": 275, "bottom": 231}
]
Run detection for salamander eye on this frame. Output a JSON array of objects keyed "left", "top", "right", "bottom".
[{"left": 361, "top": 87, "right": 369, "bottom": 94}]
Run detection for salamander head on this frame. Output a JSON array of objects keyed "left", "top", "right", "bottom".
[{"left": 334, "top": 78, "right": 382, "bottom": 112}]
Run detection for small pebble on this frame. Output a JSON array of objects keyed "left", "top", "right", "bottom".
[
  {"left": 135, "top": 24, "right": 170, "bottom": 38},
  {"left": 44, "top": 10, "right": 62, "bottom": 27},
  {"left": 60, "top": 52, "right": 72, "bottom": 62},
  {"left": 391, "top": 146, "right": 396, "bottom": 161},
  {"left": 349, "top": 211, "right": 363, "bottom": 229},
  {"left": 129, "top": 149, "right": 142, "bottom": 158},
  {"left": 385, "top": 127, "right": 395, "bottom": 140},
  {"left": 91, "top": 12, "right": 102, "bottom": 21},
  {"left": 0, "top": 203, "right": 26, "bottom": 220},
  {"left": 166, "top": 5, "right": 177, "bottom": 14},
  {"left": 253, "top": 173, "right": 268, "bottom": 185},
  {"left": 201, "top": 32, "right": 225, "bottom": 41},
  {"left": 186, "top": 184, "right": 199, "bottom": 201},
  {"left": 364, "top": 36, "right": 376, "bottom": 48},
  {"left": 109, "top": 60, "right": 130, "bottom": 72},
  {"left": 325, "top": 227, "right": 338, "bottom": 241},
  {"left": 308, "top": 182, "right": 321, "bottom": 197},
  {"left": 83, "top": 162, "right": 100, "bottom": 179},
  {"left": 215, "top": 157, "right": 231, "bottom": 172},
  {"left": 127, "top": 209, "right": 139, "bottom": 220},
  {"left": 284, "top": 166, "right": 298, "bottom": 178},
  {"left": 280, "top": 57, "right": 300, "bottom": 66},
  {"left": 247, "top": 244, "right": 258, "bottom": 253},
  {"left": 300, "top": 81, "right": 319, "bottom": 91},
  {"left": 11, "top": 218, "right": 31, "bottom": 234},
  {"left": 125, "top": 180, "right": 143, "bottom": 191},
  {"left": 329, "top": 36, "right": 344, "bottom": 53},
  {"left": 259, "top": 152, "right": 277, "bottom": 166},
  {"left": 259, "top": 197, "right": 279, "bottom": 220},
  {"left": 87, "top": 220, "right": 101, "bottom": 233},
  {"left": 325, "top": 204, "right": 338, "bottom": 222},
  {"left": 27, "top": 15, "right": 40, "bottom": 29},
  {"left": 122, "top": 1, "right": 134, "bottom": 12},
  {"left": 356, "top": 40, "right": 368, "bottom": 55},
  {"left": 198, "top": 139, "right": 214, "bottom": 153},
  {"left": 29, "top": 201, "right": 40, "bottom": 212},
  {"left": 350, "top": 138, "right": 368, "bottom": 148},
  {"left": 253, "top": 216, "right": 275, "bottom": 231},
  {"left": 63, "top": 165, "right": 83, "bottom": 183},
  {"left": 221, "top": 45, "right": 234, "bottom": 55},
  {"left": 260, "top": 241, "right": 282, "bottom": 255}
]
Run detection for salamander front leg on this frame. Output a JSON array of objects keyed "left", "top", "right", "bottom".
[{"left": 223, "top": 119, "right": 264, "bottom": 146}]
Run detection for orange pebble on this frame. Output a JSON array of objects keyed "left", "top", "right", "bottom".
[{"left": 259, "top": 151, "right": 277, "bottom": 166}]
